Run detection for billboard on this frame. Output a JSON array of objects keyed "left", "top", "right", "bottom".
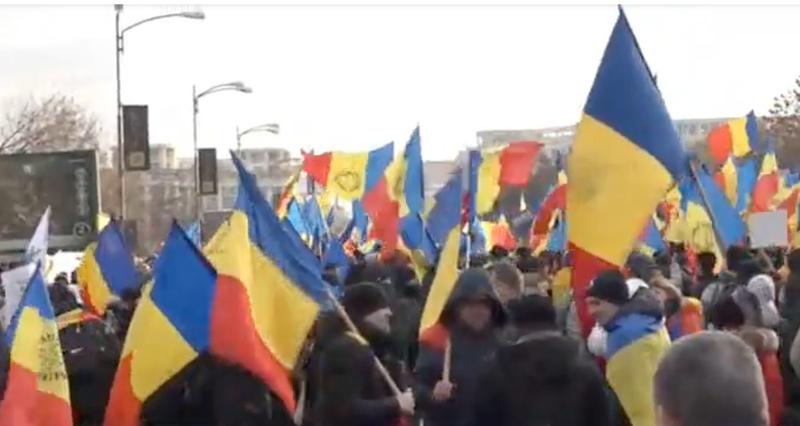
[{"left": 0, "top": 150, "right": 100, "bottom": 255}]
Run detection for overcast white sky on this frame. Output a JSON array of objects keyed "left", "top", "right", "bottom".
[{"left": 1, "top": 4, "right": 799, "bottom": 160}]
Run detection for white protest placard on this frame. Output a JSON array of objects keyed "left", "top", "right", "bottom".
[
  {"left": 748, "top": 210, "right": 789, "bottom": 249},
  {"left": 0, "top": 262, "right": 36, "bottom": 328}
]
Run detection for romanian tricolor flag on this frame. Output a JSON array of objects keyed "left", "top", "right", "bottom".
[
  {"left": 205, "top": 154, "right": 327, "bottom": 410},
  {"left": 302, "top": 142, "right": 393, "bottom": 201},
  {"left": 707, "top": 111, "right": 759, "bottom": 164},
  {"left": 418, "top": 172, "right": 463, "bottom": 352},
  {"left": 566, "top": 8, "right": 686, "bottom": 337},
  {"left": 105, "top": 223, "right": 217, "bottom": 426},
  {"left": 363, "top": 127, "right": 424, "bottom": 255},
  {"left": 472, "top": 141, "right": 542, "bottom": 214},
  {"left": 76, "top": 220, "right": 138, "bottom": 315},
  {"left": 752, "top": 146, "right": 779, "bottom": 212},
  {"left": 0, "top": 266, "right": 71, "bottom": 426},
  {"left": 545, "top": 213, "right": 567, "bottom": 253},
  {"left": 605, "top": 314, "right": 671, "bottom": 426}
]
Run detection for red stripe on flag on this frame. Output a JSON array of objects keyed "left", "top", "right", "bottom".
[
  {"left": 499, "top": 141, "right": 542, "bottom": 186},
  {"left": 533, "top": 185, "right": 566, "bottom": 235},
  {"left": 104, "top": 355, "right": 141, "bottom": 426},
  {"left": 708, "top": 125, "right": 733, "bottom": 165},
  {"left": 209, "top": 275, "right": 296, "bottom": 414},
  {"left": 419, "top": 323, "right": 449, "bottom": 353},
  {"left": 569, "top": 243, "right": 618, "bottom": 338},
  {"left": 363, "top": 177, "right": 399, "bottom": 257},
  {"left": 752, "top": 173, "right": 779, "bottom": 212},
  {"left": 0, "top": 364, "right": 72, "bottom": 426},
  {"left": 302, "top": 151, "right": 332, "bottom": 186}
]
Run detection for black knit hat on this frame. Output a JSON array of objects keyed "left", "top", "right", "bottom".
[
  {"left": 342, "top": 282, "right": 389, "bottom": 321},
  {"left": 586, "top": 270, "right": 629, "bottom": 306}
]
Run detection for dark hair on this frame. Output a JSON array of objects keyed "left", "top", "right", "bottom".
[
  {"left": 516, "top": 255, "right": 540, "bottom": 274},
  {"left": 491, "top": 260, "right": 522, "bottom": 292},
  {"left": 697, "top": 252, "right": 717, "bottom": 274},
  {"left": 508, "top": 295, "right": 556, "bottom": 330},
  {"left": 726, "top": 246, "right": 751, "bottom": 274},
  {"left": 709, "top": 295, "right": 745, "bottom": 330},
  {"left": 654, "top": 331, "right": 767, "bottom": 426}
]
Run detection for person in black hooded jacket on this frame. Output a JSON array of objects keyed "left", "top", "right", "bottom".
[
  {"left": 414, "top": 268, "right": 507, "bottom": 426},
  {"left": 474, "top": 294, "right": 612, "bottom": 426},
  {"left": 314, "top": 282, "right": 414, "bottom": 426}
]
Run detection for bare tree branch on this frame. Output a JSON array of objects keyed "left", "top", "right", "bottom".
[{"left": 0, "top": 94, "right": 101, "bottom": 155}]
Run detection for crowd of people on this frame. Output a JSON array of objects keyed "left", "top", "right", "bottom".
[{"left": 1, "top": 243, "right": 799, "bottom": 426}]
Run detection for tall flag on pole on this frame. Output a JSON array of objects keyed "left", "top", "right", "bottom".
[
  {"left": 205, "top": 153, "right": 328, "bottom": 411},
  {"left": 0, "top": 266, "right": 72, "bottom": 426},
  {"left": 302, "top": 142, "right": 394, "bottom": 201},
  {"left": 76, "top": 220, "right": 139, "bottom": 315},
  {"left": 566, "top": 7, "right": 686, "bottom": 338},
  {"left": 418, "top": 173, "right": 463, "bottom": 352}
]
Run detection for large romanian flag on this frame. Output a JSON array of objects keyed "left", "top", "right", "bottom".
[
  {"left": 302, "top": 142, "right": 394, "bottom": 201},
  {"left": 76, "top": 220, "right": 138, "bottom": 315},
  {"left": 418, "top": 173, "right": 463, "bottom": 352},
  {"left": 472, "top": 141, "right": 542, "bottom": 214},
  {"left": 567, "top": 7, "right": 686, "bottom": 337},
  {"left": 205, "top": 154, "right": 327, "bottom": 410},
  {"left": 104, "top": 223, "right": 219, "bottom": 426},
  {"left": 0, "top": 266, "right": 72, "bottom": 426}
]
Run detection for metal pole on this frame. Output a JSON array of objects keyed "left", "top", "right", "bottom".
[
  {"left": 193, "top": 85, "right": 200, "bottom": 223},
  {"left": 236, "top": 125, "right": 241, "bottom": 155},
  {"left": 115, "top": 5, "right": 126, "bottom": 219}
]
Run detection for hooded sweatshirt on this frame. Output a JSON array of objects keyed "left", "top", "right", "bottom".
[
  {"left": 474, "top": 329, "right": 612, "bottom": 426},
  {"left": 414, "top": 268, "right": 507, "bottom": 426}
]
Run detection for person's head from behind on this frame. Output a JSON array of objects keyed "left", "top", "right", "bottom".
[
  {"left": 654, "top": 331, "right": 768, "bottom": 426},
  {"left": 697, "top": 251, "right": 717, "bottom": 276},
  {"left": 490, "top": 260, "right": 523, "bottom": 306},
  {"left": 342, "top": 282, "right": 393, "bottom": 337},
  {"left": 507, "top": 294, "right": 556, "bottom": 336},
  {"left": 586, "top": 270, "right": 629, "bottom": 326},
  {"left": 726, "top": 245, "right": 751, "bottom": 275}
]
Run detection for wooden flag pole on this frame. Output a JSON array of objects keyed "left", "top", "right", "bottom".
[
  {"left": 442, "top": 338, "right": 452, "bottom": 383},
  {"left": 326, "top": 287, "right": 403, "bottom": 397}
]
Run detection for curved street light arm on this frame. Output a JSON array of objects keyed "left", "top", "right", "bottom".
[
  {"left": 239, "top": 123, "right": 279, "bottom": 138},
  {"left": 196, "top": 83, "right": 249, "bottom": 100},
  {"left": 121, "top": 12, "right": 203, "bottom": 36}
]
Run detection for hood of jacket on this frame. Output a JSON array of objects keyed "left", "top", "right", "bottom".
[
  {"left": 737, "top": 326, "right": 780, "bottom": 354},
  {"left": 614, "top": 286, "right": 664, "bottom": 322},
  {"left": 440, "top": 268, "right": 507, "bottom": 329}
]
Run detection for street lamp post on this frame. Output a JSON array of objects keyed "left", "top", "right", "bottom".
[
  {"left": 114, "top": 5, "right": 204, "bottom": 219},
  {"left": 236, "top": 123, "right": 280, "bottom": 154},
  {"left": 192, "top": 81, "right": 252, "bottom": 222}
]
